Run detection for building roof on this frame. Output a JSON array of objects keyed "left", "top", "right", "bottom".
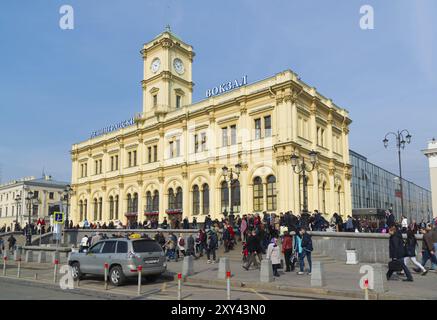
[{"left": 0, "top": 175, "right": 69, "bottom": 191}]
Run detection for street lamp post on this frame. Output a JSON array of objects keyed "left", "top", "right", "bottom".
[
  {"left": 222, "top": 163, "right": 242, "bottom": 218},
  {"left": 383, "top": 129, "right": 412, "bottom": 219},
  {"left": 290, "top": 150, "right": 318, "bottom": 213},
  {"left": 25, "top": 190, "right": 34, "bottom": 245},
  {"left": 14, "top": 195, "right": 21, "bottom": 231},
  {"left": 63, "top": 185, "right": 73, "bottom": 229}
]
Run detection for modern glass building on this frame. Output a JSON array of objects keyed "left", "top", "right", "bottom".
[{"left": 350, "top": 150, "right": 432, "bottom": 222}]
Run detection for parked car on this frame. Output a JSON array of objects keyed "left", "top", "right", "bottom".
[{"left": 68, "top": 238, "right": 167, "bottom": 286}]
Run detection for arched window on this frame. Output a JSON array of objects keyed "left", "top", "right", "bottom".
[
  {"left": 127, "top": 194, "right": 132, "bottom": 213},
  {"left": 79, "top": 200, "right": 83, "bottom": 221},
  {"left": 152, "top": 190, "right": 159, "bottom": 212},
  {"left": 221, "top": 181, "right": 229, "bottom": 214},
  {"left": 267, "top": 175, "right": 277, "bottom": 211},
  {"left": 84, "top": 199, "right": 88, "bottom": 220},
  {"left": 133, "top": 193, "right": 138, "bottom": 213},
  {"left": 253, "top": 177, "right": 263, "bottom": 212},
  {"left": 146, "top": 191, "right": 152, "bottom": 212},
  {"left": 176, "top": 187, "right": 183, "bottom": 210},
  {"left": 202, "top": 184, "right": 209, "bottom": 215},
  {"left": 192, "top": 185, "right": 200, "bottom": 215},
  {"left": 109, "top": 196, "right": 114, "bottom": 220},
  {"left": 231, "top": 180, "right": 241, "bottom": 213},
  {"left": 168, "top": 188, "right": 175, "bottom": 210},
  {"left": 114, "top": 195, "right": 119, "bottom": 219},
  {"left": 93, "top": 198, "right": 98, "bottom": 221},
  {"left": 98, "top": 197, "right": 103, "bottom": 220}
]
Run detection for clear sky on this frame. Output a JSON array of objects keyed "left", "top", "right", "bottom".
[{"left": 0, "top": 0, "right": 436, "bottom": 189}]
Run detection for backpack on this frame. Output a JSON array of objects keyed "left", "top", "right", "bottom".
[{"left": 179, "top": 238, "right": 185, "bottom": 247}]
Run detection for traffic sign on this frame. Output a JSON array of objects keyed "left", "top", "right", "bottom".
[{"left": 53, "top": 212, "right": 64, "bottom": 224}]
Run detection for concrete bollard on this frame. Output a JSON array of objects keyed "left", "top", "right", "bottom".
[
  {"left": 310, "top": 261, "right": 325, "bottom": 287},
  {"left": 260, "top": 259, "right": 273, "bottom": 283},
  {"left": 37, "top": 251, "right": 47, "bottom": 263},
  {"left": 182, "top": 255, "right": 194, "bottom": 277},
  {"left": 14, "top": 247, "right": 22, "bottom": 262},
  {"left": 218, "top": 257, "right": 231, "bottom": 279},
  {"left": 25, "top": 250, "right": 34, "bottom": 263},
  {"left": 371, "top": 263, "right": 387, "bottom": 294}
]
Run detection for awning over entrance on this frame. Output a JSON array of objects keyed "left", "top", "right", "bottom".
[
  {"left": 166, "top": 209, "right": 182, "bottom": 215},
  {"left": 124, "top": 212, "right": 138, "bottom": 217},
  {"left": 144, "top": 211, "right": 159, "bottom": 216}
]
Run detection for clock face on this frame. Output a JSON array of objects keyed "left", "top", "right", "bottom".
[
  {"left": 173, "top": 58, "right": 184, "bottom": 75},
  {"left": 151, "top": 58, "right": 161, "bottom": 73}
]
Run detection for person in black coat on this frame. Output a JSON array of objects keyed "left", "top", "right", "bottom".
[
  {"left": 387, "top": 226, "right": 413, "bottom": 281},
  {"left": 243, "top": 230, "right": 262, "bottom": 270}
]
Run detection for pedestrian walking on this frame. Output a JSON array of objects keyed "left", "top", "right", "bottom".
[
  {"left": 295, "top": 228, "right": 313, "bottom": 275},
  {"left": 7, "top": 234, "right": 16, "bottom": 254},
  {"left": 419, "top": 225, "right": 437, "bottom": 270},
  {"left": 243, "top": 230, "right": 262, "bottom": 270},
  {"left": 206, "top": 229, "right": 218, "bottom": 263},
  {"left": 404, "top": 230, "right": 427, "bottom": 275},
  {"left": 386, "top": 226, "right": 413, "bottom": 282}
]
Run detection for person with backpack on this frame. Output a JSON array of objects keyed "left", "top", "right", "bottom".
[
  {"left": 206, "top": 229, "right": 218, "bottom": 264},
  {"left": 404, "top": 229, "right": 427, "bottom": 275},
  {"left": 186, "top": 234, "right": 195, "bottom": 257},
  {"left": 295, "top": 227, "right": 313, "bottom": 275}
]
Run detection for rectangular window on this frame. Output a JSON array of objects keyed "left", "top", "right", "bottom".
[
  {"left": 176, "top": 140, "right": 180, "bottom": 157},
  {"left": 84, "top": 163, "right": 87, "bottom": 177},
  {"left": 201, "top": 133, "right": 207, "bottom": 151},
  {"left": 169, "top": 141, "right": 174, "bottom": 158},
  {"left": 255, "top": 118, "right": 261, "bottom": 140},
  {"left": 99, "top": 159, "right": 102, "bottom": 174},
  {"left": 176, "top": 95, "right": 181, "bottom": 109},
  {"left": 110, "top": 156, "right": 114, "bottom": 171},
  {"left": 115, "top": 155, "right": 119, "bottom": 170},
  {"left": 194, "top": 134, "right": 199, "bottom": 153},
  {"left": 153, "top": 94, "right": 158, "bottom": 107},
  {"left": 264, "top": 115, "right": 271, "bottom": 137},
  {"left": 133, "top": 150, "right": 137, "bottom": 166},
  {"left": 222, "top": 127, "right": 228, "bottom": 147},
  {"left": 230, "top": 125, "right": 237, "bottom": 145},
  {"left": 128, "top": 152, "right": 132, "bottom": 167},
  {"left": 33, "top": 191, "right": 39, "bottom": 199},
  {"left": 49, "top": 192, "right": 54, "bottom": 200},
  {"left": 153, "top": 145, "right": 158, "bottom": 162},
  {"left": 148, "top": 147, "right": 152, "bottom": 163},
  {"left": 95, "top": 160, "right": 98, "bottom": 175}
]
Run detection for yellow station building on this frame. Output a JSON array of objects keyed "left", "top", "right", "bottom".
[{"left": 70, "top": 29, "right": 352, "bottom": 226}]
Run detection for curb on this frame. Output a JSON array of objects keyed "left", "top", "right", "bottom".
[{"left": 182, "top": 276, "right": 430, "bottom": 300}]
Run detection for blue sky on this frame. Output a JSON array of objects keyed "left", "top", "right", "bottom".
[{"left": 0, "top": 0, "right": 436, "bottom": 189}]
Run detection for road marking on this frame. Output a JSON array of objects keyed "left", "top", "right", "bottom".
[{"left": 249, "top": 288, "right": 269, "bottom": 300}]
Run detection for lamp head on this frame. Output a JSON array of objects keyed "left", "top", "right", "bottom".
[
  {"left": 222, "top": 166, "right": 229, "bottom": 177},
  {"left": 309, "top": 150, "right": 318, "bottom": 165},
  {"left": 383, "top": 138, "right": 388, "bottom": 148},
  {"left": 290, "top": 154, "right": 298, "bottom": 168},
  {"left": 406, "top": 134, "right": 412, "bottom": 144}
]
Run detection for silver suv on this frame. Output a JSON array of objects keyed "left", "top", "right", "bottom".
[{"left": 68, "top": 238, "right": 167, "bottom": 286}]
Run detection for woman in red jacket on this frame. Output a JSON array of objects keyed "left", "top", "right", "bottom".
[{"left": 282, "top": 231, "right": 294, "bottom": 272}]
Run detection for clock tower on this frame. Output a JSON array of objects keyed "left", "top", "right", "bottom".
[{"left": 140, "top": 27, "right": 195, "bottom": 119}]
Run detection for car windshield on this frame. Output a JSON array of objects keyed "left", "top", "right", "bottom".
[{"left": 132, "top": 240, "right": 162, "bottom": 253}]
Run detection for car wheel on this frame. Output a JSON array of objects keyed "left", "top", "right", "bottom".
[
  {"left": 109, "top": 265, "right": 126, "bottom": 286},
  {"left": 145, "top": 274, "right": 159, "bottom": 282},
  {"left": 70, "top": 262, "right": 83, "bottom": 280}
]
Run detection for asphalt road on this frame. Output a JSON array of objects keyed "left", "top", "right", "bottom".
[{"left": 0, "top": 275, "right": 322, "bottom": 300}]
